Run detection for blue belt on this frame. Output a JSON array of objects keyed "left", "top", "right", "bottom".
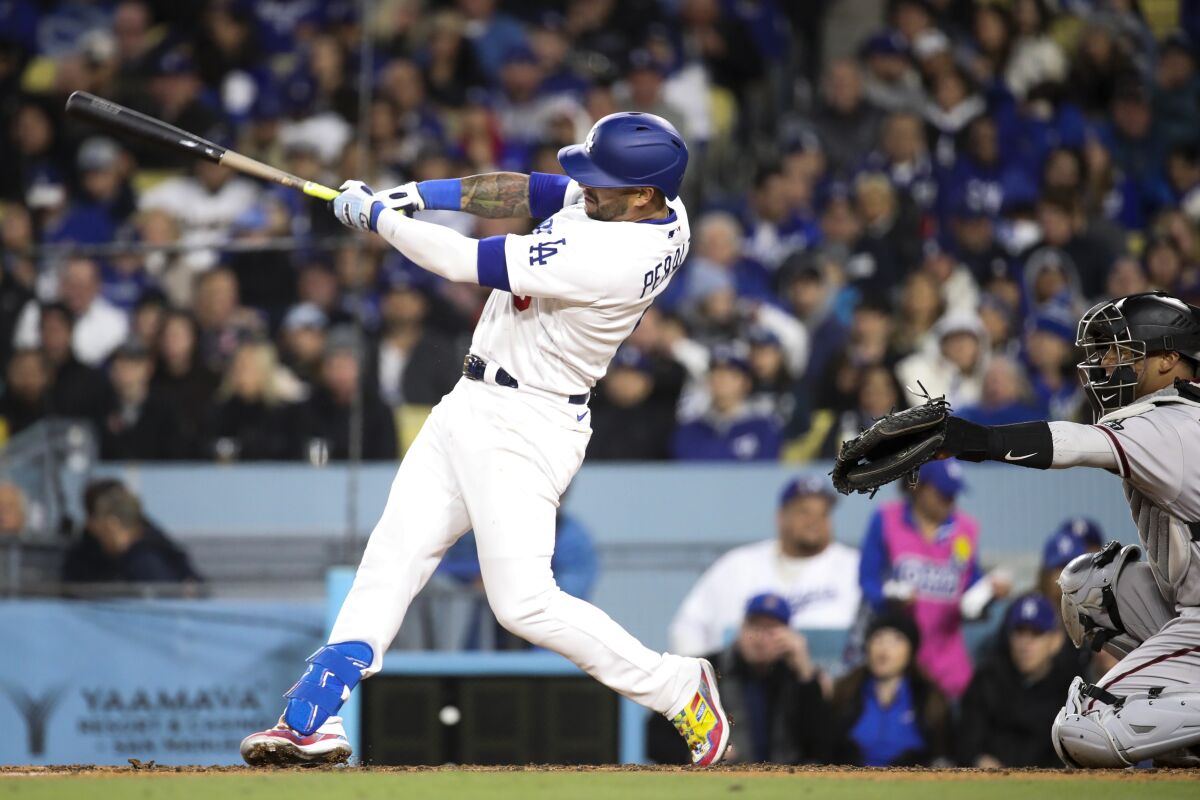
[{"left": 462, "top": 355, "right": 589, "bottom": 405}]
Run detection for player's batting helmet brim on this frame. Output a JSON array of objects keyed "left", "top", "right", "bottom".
[{"left": 558, "top": 144, "right": 642, "bottom": 193}]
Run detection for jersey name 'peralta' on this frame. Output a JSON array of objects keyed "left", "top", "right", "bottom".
[
  {"left": 1094, "top": 392, "right": 1200, "bottom": 609},
  {"left": 470, "top": 193, "right": 690, "bottom": 396}
]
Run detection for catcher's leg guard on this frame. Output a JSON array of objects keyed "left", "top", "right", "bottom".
[
  {"left": 1053, "top": 676, "right": 1200, "bottom": 767},
  {"left": 283, "top": 642, "right": 373, "bottom": 736}
]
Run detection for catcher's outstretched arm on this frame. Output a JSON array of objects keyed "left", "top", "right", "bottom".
[
  {"left": 1048, "top": 422, "right": 1120, "bottom": 469},
  {"left": 942, "top": 418, "right": 1118, "bottom": 471}
]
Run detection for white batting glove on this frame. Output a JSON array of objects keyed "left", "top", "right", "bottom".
[
  {"left": 332, "top": 180, "right": 383, "bottom": 232},
  {"left": 373, "top": 181, "right": 426, "bottom": 215}
]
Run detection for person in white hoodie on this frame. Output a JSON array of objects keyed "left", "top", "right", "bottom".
[{"left": 896, "top": 310, "right": 990, "bottom": 408}]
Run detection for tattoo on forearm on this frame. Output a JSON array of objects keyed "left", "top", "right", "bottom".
[{"left": 460, "top": 172, "right": 530, "bottom": 218}]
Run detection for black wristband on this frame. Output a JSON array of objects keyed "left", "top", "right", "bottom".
[{"left": 943, "top": 417, "right": 1053, "bottom": 469}]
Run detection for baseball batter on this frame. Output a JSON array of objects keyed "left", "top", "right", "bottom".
[
  {"left": 933, "top": 292, "right": 1200, "bottom": 767},
  {"left": 240, "top": 113, "right": 731, "bottom": 767}
]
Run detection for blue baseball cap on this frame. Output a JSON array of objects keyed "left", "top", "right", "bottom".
[
  {"left": 1041, "top": 517, "right": 1105, "bottom": 570},
  {"left": 1005, "top": 593, "right": 1058, "bottom": 634},
  {"left": 1061, "top": 517, "right": 1104, "bottom": 548},
  {"left": 747, "top": 325, "right": 781, "bottom": 348},
  {"left": 779, "top": 475, "right": 837, "bottom": 507},
  {"left": 610, "top": 344, "right": 653, "bottom": 374},
  {"left": 860, "top": 30, "right": 908, "bottom": 59},
  {"left": 1028, "top": 307, "right": 1076, "bottom": 343},
  {"left": 709, "top": 343, "right": 752, "bottom": 376},
  {"left": 917, "top": 458, "right": 967, "bottom": 498},
  {"left": 745, "top": 592, "right": 791, "bottom": 625}
]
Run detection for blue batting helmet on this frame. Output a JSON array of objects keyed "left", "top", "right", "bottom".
[{"left": 558, "top": 112, "right": 689, "bottom": 200}]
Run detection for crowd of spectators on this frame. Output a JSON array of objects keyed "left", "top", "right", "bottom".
[
  {"left": 2, "top": 1, "right": 1198, "bottom": 463},
  {"left": 656, "top": 471, "right": 1111, "bottom": 768}
]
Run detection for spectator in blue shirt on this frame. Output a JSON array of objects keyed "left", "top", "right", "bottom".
[
  {"left": 781, "top": 252, "right": 850, "bottom": 390},
  {"left": 1153, "top": 33, "right": 1200, "bottom": 149},
  {"left": 1105, "top": 79, "right": 1169, "bottom": 208},
  {"left": 829, "top": 610, "right": 950, "bottom": 766},
  {"left": 743, "top": 160, "right": 823, "bottom": 273},
  {"left": 682, "top": 212, "right": 774, "bottom": 307},
  {"left": 672, "top": 345, "right": 782, "bottom": 462},
  {"left": 1022, "top": 307, "right": 1083, "bottom": 420},
  {"left": 458, "top": 0, "right": 528, "bottom": 77}
]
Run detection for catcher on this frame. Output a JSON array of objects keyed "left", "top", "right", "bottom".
[{"left": 832, "top": 291, "right": 1200, "bottom": 767}]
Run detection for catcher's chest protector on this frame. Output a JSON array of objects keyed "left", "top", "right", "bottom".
[{"left": 1094, "top": 389, "right": 1200, "bottom": 610}]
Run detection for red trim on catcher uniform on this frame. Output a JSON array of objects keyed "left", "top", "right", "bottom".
[
  {"left": 1092, "top": 425, "right": 1130, "bottom": 479},
  {"left": 1086, "top": 645, "right": 1200, "bottom": 711}
]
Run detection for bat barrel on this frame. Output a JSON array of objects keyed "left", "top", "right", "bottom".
[
  {"left": 65, "top": 91, "right": 227, "bottom": 163},
  {"left": 64, "top": 91, "right": 340, "bottom": 201}
]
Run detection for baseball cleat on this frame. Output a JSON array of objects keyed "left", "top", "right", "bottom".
[
  {"left": 240, "top": 715, "right": 351, "bottom": 766},
  {"left": 669, "top": 658, "right": 732, "bottom": 767}
]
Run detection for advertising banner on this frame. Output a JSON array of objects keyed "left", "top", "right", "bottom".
[{"left": 0, "top": 600, "right": 323, "bottom": 765}]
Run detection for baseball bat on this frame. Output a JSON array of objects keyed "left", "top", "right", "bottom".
[{"left": 64, "top": 91, "right": 340, "bottom": 201}]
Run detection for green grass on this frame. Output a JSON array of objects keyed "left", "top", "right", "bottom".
[{"left": 1, "top": 771, "right": 1196, "bottom": 800}]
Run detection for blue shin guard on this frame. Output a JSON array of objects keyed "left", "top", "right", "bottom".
[{"left": 283, "top": 641, "right": 373, "bottom": 735}]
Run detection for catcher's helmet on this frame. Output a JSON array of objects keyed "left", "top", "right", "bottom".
[
  {"left": 558, "top": 112, "right": 689, "bottom": 200},
  {"left": 1076, "top": 291, "right": 1200, "bottom": 420}
]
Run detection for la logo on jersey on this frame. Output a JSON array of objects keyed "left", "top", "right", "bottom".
[{"left": 529, "top": 238, "right": 566, "bottom": 266}]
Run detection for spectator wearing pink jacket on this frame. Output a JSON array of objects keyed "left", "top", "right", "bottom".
[{"left": 857, "top": 459, "right": 1009, "bottom": 698}]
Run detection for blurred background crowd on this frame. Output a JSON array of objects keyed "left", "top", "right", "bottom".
[
  {"left": 3, "top": 0, "right": 1200, "bottom": 464},
  {"left": 0, "top": 0, "right": 1184, "bottom": 770}
]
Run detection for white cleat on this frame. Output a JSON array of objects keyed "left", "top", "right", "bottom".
[{"left": 240, "top": 715, "right": 351, "bottom": 766}]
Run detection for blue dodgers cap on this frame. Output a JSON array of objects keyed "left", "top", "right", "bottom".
[
  {"left": 1005, "top": 593, "right": 1058, "bottom": 634},
  {"left": 709, "top": 342, "right": 752, "bottom": 376},
  {"left": 1041, "top": 517, "right": 1105, "bottom": 570},
  {"left": 1029, "top": 306, "right": 1076, "bottom": 343},
  {"left": 149, "top": 43, "right": 195, "bottom": 77},
  {"left": 501, "top": 43, "right": 538, "bottom": 66},
  {"left": 917, "top": 458, "right": 967, "bottom": 498},
  {"left": 745, "top": 592, "right": 791, "bottom": 625},
  {"left": 779, "top": 474, "right": 836, "bottom": 507},
  {"left": 860, "top": 30, "right": 908, "bottom": 59},
  {"left": 282, "top": 302, "right": 328, "bottom": 332},
  {"left": 609, "top": 344, "right": 653, "bottom": 374},
  {"left": 747, "top": 325, "right": 781, "bottom": 348},
  {"left": 1061, "top": 517, "right": 1104, "bottom": 548}
]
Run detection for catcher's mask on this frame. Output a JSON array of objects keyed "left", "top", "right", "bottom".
[{"left": 1075, "top": 292, "right": 1200, "bottom": 421}]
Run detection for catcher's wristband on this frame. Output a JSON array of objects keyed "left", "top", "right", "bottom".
[{"left": 943, "top": 417, "right": 1053, "bottom": 469}]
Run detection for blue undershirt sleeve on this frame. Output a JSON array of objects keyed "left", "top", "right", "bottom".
[
  {"left": 528, "top": 172, "right": 571, "bottom": 219},
  {"left": 476, "top": 235, "right": 511, "bottom": 292}
]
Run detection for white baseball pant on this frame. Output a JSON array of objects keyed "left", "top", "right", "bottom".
[{"left": 328, "top": 377, "right": 699, "bottom": 716}]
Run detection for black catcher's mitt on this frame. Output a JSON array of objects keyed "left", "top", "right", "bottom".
[{"left": 831, "top": 390, "right": 952, "bottom": 496}]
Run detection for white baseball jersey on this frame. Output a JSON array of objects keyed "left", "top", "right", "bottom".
[
  {"left": 471, "top": 185, "right": 690, "bottom": 396},
  {"left": 1092, "top": 385, "right": 1200, "bottom": 609},
  {"left": 668, "top": 539, "right": 862, "bottom": 656}
]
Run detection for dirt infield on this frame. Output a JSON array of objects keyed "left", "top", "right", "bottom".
[
  {"left": 1, "top": 763, "right": 1195, "bottom": 780},
  {"left": 3, "top": 763, "right": 1196, "bottom": 800}
]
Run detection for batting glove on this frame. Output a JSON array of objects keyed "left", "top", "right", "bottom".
[
  {"left": 373, "top": 181, "right": 426, "bottom": 215},
  {"left": 332, "top": 180, "right": 386, "bottom": 232}
]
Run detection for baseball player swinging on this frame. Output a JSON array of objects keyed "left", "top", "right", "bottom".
[
  {"left": 239, "top": 113, "right": 732, "bottom": 767},
  {"left": 833, "top": 291, "right": 1200, "bottom": 767}
]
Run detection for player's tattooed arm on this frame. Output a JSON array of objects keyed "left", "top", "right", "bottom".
[{"left": 460, "top": 172, "right": 530, "bottom": 218}]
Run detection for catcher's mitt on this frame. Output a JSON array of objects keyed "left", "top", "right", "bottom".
[{"left": 831, "top": 390, "right": 951, "bottom": 496}]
